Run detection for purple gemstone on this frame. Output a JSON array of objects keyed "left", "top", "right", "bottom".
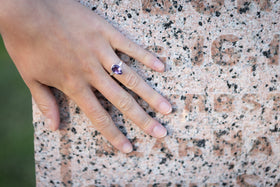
[{"left": 111, "top": 64, "right": 123, "bottom": 75}]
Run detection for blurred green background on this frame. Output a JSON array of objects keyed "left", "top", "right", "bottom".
[{"left": 0, "top": 36, "right": 35, "bottom": 186}]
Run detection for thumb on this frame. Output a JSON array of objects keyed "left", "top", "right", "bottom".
[{"left": 29, "top": 83, "right": 60, "bottom": 131}]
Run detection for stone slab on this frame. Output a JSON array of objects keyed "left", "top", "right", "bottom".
[{"left": 33, "top": 0, "right": 280, "bottom": 186}]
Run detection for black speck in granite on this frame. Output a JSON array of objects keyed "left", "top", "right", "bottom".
[
  {"left": 215, "top": 11, "right": 221, "bottom": 17},
  {"left": 178, "top": 5, "right": 183, "bottom": 12},
  {"left": 180, "top": 95, "right": 186, "bottom": 100},
  {"left": 263, "top": 49, "right": 271, "bottom": 58},
  {"left": 215, "top": 130, "right": 228, "bottom": 138},
  {"left": 193, "top": 139, "right": 206, "bottom": 148},
  {"left": 148, "top": 112, "right": 156, "bottom": 118},
  {"left": 144, "top": 8, "right": 151, "bottom": 13},
  {"left": 239, "top": 2, "right": 250, "bottom": 14},
  {"left": 163, "top": 21, "right": 173, "bottom": 30},
  {"left": 103, "top": 3, "right": 108, "bottom": 10},
  {"left": 75, "top": 107, "right": 80, "bottom": 114},
  {"left": 256, "top": 11, "right": 261, "bottom": 18},
  {"left": 119, "top": 125, "right": 127, "bottom": 136},
  {"left": 71, "top": 127, "right": 77, "bottom": 134},
  {"left": 228, "top": 164, "right": 234, "bottom": 170},
  {"left": 82, "top": 167, "right": 88, "bottom": 172},
  {"left": 269, "top": 124, "right": 279, "bottom": 133}
]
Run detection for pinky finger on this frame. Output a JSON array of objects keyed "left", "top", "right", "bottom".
[{"left": 29, "top": 82, "right": 60, "bottom": 131}]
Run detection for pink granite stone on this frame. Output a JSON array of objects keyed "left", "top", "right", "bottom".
[{"left": 33, "top": 0, "right": 280, "bottom": 186}]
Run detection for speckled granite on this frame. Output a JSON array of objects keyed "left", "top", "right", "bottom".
[{"left": 33, "top": 0, "right": 280, "bottom": 186}]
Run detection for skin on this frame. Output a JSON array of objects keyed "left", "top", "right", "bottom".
[{"left": 0, "top": 0, "right": 172, "bottom": 153}]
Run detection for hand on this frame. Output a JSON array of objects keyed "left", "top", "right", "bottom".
[{"left": 0, "top": 0, "right": 172, "bottom": 153}]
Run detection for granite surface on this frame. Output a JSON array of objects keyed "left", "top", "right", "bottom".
[{"left": 33, "top": 0, "right": 280, "bottom": 186}]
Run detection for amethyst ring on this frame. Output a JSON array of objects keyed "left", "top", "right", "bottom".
[{"left": 110, "top": 61, "right": 123, "bottom": 76}]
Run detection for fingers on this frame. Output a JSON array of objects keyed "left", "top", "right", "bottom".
[
  {"left": 29, "top": 82, "right": 60, "bottom": 131},
  {"left": 97, "top": 44, "right": 172, "bottom": 115},
  {"left": 69, "top": 85, "right": 133, "bottom": 153},
  {"left": 91, "top": 69, "right": 168, "bottom": 139},
  {"left": 108, "top": 29, "right": 165, "bottom": 72}
]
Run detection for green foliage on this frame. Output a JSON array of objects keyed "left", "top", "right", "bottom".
[{"left": 0, "top": 36, "right": 35, "bottom": 187}]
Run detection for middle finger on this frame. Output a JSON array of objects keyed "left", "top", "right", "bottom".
[{"left": 91, "top": 68, "right": 168, "bottom": 139}]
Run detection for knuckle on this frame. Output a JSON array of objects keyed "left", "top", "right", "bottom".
[
  {"left": 127, "top": 40, "right": 134, "bottom": 49},
  {"left": 90, "top": 108, "right": 110, "bottom": 125},
  {"left": 81, "top": 61, "right": 96, "bottom": 75},
  {"left": 118, "top": 94, "right": 134, "bottom": 112},
  {"left": 65, "top": 79, "right": 85, "bottom": 97},
  {"left": 125, "top": 40, "right": 137, "bottom": 53},
  {"left": 126, "top": 72, "right": 140, "bottom": 89},
  {"left": 111, "top": 31, "right": 125, "bottom": 45},
  {"left": 142, "top": 116, "right": 153, "bottom": 132},
  {"left": 37, "top": 103, "right": 50, "bottom": 115},
  {"left": 96, "top": 121, "right": 111, "bottom": 132}
]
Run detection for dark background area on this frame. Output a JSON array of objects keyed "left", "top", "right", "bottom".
[{"left": 0, "top": 36, "right": 35, "bottom": 186}]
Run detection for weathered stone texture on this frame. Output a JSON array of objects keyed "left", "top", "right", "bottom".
[{"left": 33, "top": 0, "right": 280, "bottom": 186}]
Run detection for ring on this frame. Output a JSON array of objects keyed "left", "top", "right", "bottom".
[{"left": 110, "top": 61, "right": 123, "bottom": 76}]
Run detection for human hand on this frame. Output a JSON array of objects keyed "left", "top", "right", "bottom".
[{"left": 0, "top": 0, "right": 172, "bottom": 153}]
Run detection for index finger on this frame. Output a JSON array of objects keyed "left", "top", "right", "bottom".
[{"left": 108, "top": 29, "right": 165, "bottom": 72}]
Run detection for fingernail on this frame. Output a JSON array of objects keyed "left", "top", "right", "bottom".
[
  {"left": 122, "top": 142, "right": 133, "bottom": 153},
  {"left": 153, "top": 125, "right": 167, "bottom": 138},
  {"left": 154, "top": 59, "right": 165, "bottom": 71},
  {"left": 159, "top": 101, "right": 172, "bottom": 114}
]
